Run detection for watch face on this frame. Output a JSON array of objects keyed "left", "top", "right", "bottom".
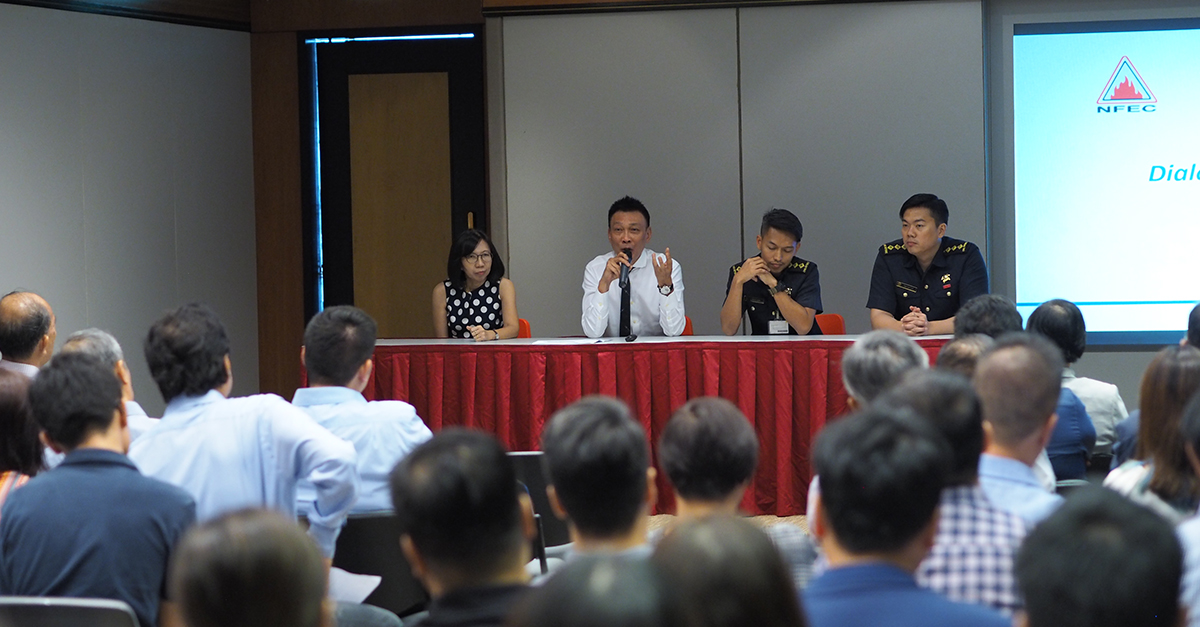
[{"left": 659, "top": 284, "right": 672, "bottom": 295}]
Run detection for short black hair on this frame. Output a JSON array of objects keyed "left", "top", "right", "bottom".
[
  {"left": 144, "top": 303, "right": 231, "bottom": 403},
  {"left": 1027, "top": 299, "right": 1087, "bottom": 364},
  {"left": 0, "top": 370, "right": 44, "bottom": 476},
  {"left": 508, "top": 556, "right": 689, "bottom": 627},
  {"left": 171, "top": 509, "right": 328, "bottom": 627},
  {"left": 446, "top": 229, "right": 505, "bottom": 291},
  {"left": 541, "top": 396, "right": 649, "bottom": 538},
  {"left": 954, "top": 294, "right": 1023, "bottom": 339},
  {"left": 877, "top": 370, "right": 983, "bottom": 486},
  {"left": 1017, "top": 487, "right": 1182, "bottom": 627},
  {"left": 899, "top": 193, "right": 949, "bottom": 226},
  {"left": 0, "top": 291, "right": 52, "bottom": 361},
  {"left": 303, "top": 306, "right": 377, "bottom": 387},
  {"left": 973, "top": 332, "right": 1064, "bottom": 445},
  {"left": 389, "top": 429, "right": 523, "bottom": 579},
  {"left": 27, "top": 352, "right": 122, "bottom": 450},
  {"left": 658, "top": 397, "right": 759, "bottom": 502},
  {"left": 759, "top": 208, "right": 803, "bottom": 242},
  {"left": 653, "top": 516, "right": 808, "bottom": 627},
  {"left": 935, "top": 334, "right": 994, "bottom": 379},
  {"left": 1188, "top": 302, "right": 1200, "bottom": 347},
  {"left": 608, "top": 196, "right": 650, "bottom": 228},
  {"left": 813, "top": 406, "right": 950, "bottom": 554}
]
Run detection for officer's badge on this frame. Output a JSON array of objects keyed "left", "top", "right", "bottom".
[{"left": 940, "top": 273, "right": 951, "bottom": 284}]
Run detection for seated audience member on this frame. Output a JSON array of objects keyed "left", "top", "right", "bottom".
[
  {"left": 656, "top": 397, "right": 817, "bottom": 589},
  {"left": 0, "top": 371, "right": 43, "bottom": 510},
  {"left": 1018, "top": 487, "right": 1183, "bottom": 627},
  {"left": 541, "top": 396, "right": 655, "bottom": 558},
  {"left": 654, "top": 515, "right": 809, "bottom": 627},
  {"left": 973, "top": 334, "right": 1065, "bottom": 527},
  {"left": 170, "top": 508, "right": 333, "bottom": 627},
  {"left": 582, "top": 196, "right": 685, "bottom": 338},
  {"left": 1027, "top": 299, "right": 1128, "bottom": 457},
  {"left": 953, "top": 294, "right": 1023, "bottom": 339},
  {"left": 803, "top": 407, "right": 1007, "bottom": 627},
  {"left": 721, "top": 208, "right": 823, "bottom": 336},
  {"left": 0, "top": 290, "right": 56, "bottom": 379},
  {"left": 296, "top": 306, "right": 431, "bottom": 514},
  {"left": 60, "top": 328, "right": 159, "bottom": 440},
  {"left": 129, "top": 303, "right": 358, "bottom": 558},
  {"left": 840, "top": 330, "right": 929, "bottom": 409},
  {"left": 0, "top": 353, "right": 196, "bottom": 627},
  {"left": 1174, "top": 392, "right": 1200, "bottom": 627},
  {"left": 507, "top": 556, "right": 689, "bottom": 627},
  {"left": 867, "top": 193, "right": 989, "bottom": 337},
  {"left": 880, "top": 371, "right": 1026, "bottom": 616},
  {"left": 433, "top": 230, "right": 519, "bottom": 341},
  {"left": 955, "top": 298, "right": 1092, "bottom": 484},
  {"left": 389, "top": 429, "right": 534, "bottom": 626},
  {"left": 807, "top": 330, "right": 931, "bottom": 524},
  {"left": 1110, "top": 302, "right": 1200, "bottom": 467},
  {"left": 1105, "top": 345, "right": 1200, "bottom": 524},
  {"left": 935, "top": 334, "right": 994, "bottom": 378}
]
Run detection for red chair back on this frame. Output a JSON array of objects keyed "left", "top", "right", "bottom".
[
  {"left": 815, "top": 313, "right": 846, "bottom": 335},
  {"left": 518, "top": 318, "right": 532, "bottom": 339}
]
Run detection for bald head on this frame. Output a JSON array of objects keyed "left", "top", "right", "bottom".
[
  {"left": 972, "top": 333, "right": 1063, "bottom": 446},
  {"left": 0, "top": 291, "right": 56, "bottom": 366}
]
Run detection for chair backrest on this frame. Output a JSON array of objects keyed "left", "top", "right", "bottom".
[
  {"left": 331, "top": 513, "right": 429, "bottom": 618},
  {"left": 518, "top": 318, "right": 531, "bottom": 338},
  {"left": 682, "top": 316, "right": 694, "bottom": 336},
  {"left": 0, "top": 597, "right": 139, "bottom": 627},
  {"left": 508, "top": 451, "right": 572, "bottom": 547},
  {"left": 815, "top": 313, "right": 846, "bottom": 335},
  {"left": 1055, "top": 478, "right": 1091, "bottom": 495}
]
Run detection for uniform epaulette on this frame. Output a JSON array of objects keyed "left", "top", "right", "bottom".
[
  {"left": 880, "top": 240, "right": 906, "bottom": 255},
  {"left": 941, "top": 240, "right": 970, "bottom": 255},
  {"left": 789, "top": 260, "right": 811, "bottom": 273}
]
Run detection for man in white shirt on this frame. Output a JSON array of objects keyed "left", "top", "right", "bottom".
[
  {"left": 293, "top": 305, "right": 432, "bottom": 514},
  {"left": 582, "top": 196, "right": 685, "bottom": 338},
  {"left": 0, "top": 291, "right": 55, "bottom": 379}
]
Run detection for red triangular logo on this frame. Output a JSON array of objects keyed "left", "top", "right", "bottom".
[{"left": 1097, "top": 56, "right": 1156, "bottom": 103}]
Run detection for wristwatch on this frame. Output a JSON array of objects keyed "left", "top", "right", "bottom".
[
  {"left": 658, "top": 284, "right": 674, "bottom": 296},
  {"left": 768, "top": 284, "right": 793, "bottom": 297}
]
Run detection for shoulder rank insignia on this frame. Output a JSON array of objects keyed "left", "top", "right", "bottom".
[
  {"left": 882, "top": 242, "right": 906, "bottom": 255},
  {"left": 790, "top": 261, "right": 810, "bottom": 272},
  {"left": 942, "top": 241, "right": 968, "bottom": 254}
]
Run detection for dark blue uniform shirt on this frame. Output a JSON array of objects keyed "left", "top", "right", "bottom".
[
  {"left": 866, "top": 236, "right": 989, "bottom": 322},
  {"left": 726, "top": 256, "right": 824, "bottom": 335},
  {"left": 0, "top": 448, "right": 196, "bottom": 627}
]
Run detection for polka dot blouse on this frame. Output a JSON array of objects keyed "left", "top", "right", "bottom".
[{"left": 444, "top": 279, "right": 503, "bottom": 339}]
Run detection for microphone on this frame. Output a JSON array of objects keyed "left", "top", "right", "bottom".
[{"left": 619, "top": 248, "right": 633, "bottom": 289}]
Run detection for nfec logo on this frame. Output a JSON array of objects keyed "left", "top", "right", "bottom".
[{"left": 1097, "top": 56, "right": 1156, "bottom": 113}]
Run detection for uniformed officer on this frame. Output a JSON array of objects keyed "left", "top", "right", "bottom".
[
  {"left": 867, "top": 193, "right": 988, "bottom": 337},
  {"left": 721, "top": 208, "right": 823, "bottom": 336}
]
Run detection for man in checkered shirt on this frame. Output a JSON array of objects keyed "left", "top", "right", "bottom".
[{"left": 880, "top": 370, "right": 1026, "bottom": 617}]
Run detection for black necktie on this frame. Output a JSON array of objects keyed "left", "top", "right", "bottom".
[{"left": 620, "top": 278, "right": 632, "bottom": 337}]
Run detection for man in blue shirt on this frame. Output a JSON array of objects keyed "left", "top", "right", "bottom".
[
  {"left": 803, "top": 406, "right": 1008, "bottom": 627},
  {"left": 294, "top": 305, "right": 432, "bottom": 514},
  {"left": 0, "top": 352, "right": 196, "bottom": 627},
  {"left": 973, "top": 334, "right": 1065, "bottom": 527},
  {"left": 129, "top": 303, "right": 358, "bottom": 558}
]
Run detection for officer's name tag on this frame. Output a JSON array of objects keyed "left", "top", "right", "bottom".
[{"left": 769, "top": 320, "right": 789, "bottom": 335}]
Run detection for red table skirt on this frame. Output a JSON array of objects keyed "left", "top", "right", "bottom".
[{"left": 362, "top": 338, "right": 946, "bottom": 516}]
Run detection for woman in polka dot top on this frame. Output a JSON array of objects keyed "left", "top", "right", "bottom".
[{"left": 432, "top": 229, "right": 520, "bottom": 341}]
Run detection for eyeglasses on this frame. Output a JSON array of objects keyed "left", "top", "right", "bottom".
[{"left": 465, "top": 252, "right": 492, "bottom": 264}]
